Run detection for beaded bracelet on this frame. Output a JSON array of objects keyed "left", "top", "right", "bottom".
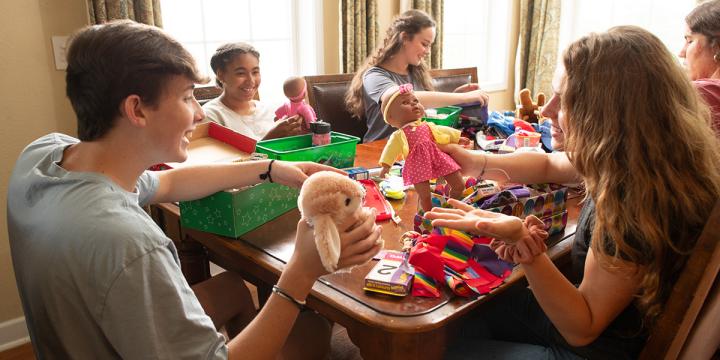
[{"left": 271, "top": 285, "right": 306, "bottom": 311}]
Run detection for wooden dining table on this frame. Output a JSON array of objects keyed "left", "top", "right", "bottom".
[{"left": 150, "top": 140, "right": 582, "bottom": 359}]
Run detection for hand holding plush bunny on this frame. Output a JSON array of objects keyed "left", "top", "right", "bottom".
[{"left": 298, "top": 171, "right": 384, "bottom": 272}]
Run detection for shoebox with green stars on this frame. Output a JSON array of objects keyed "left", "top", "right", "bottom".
[{"left": 158, "top": 121, "right": 299, "bottom": 238}]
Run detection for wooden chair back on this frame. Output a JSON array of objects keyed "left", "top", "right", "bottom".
[
  {"left": 194, "top": 85, "right": 223, "bottom": 105},
  {"left": 429, "top": 67, "right": 478, "bottom": 93},
  {"left": 639, "top": 199, "right": 720, "bottom": 359},
  {"left": 304, "top": 73, "right": 368, "bottom": 141},
  {"left": 302, "top": 67, "right": 479, "bottom": 142}
]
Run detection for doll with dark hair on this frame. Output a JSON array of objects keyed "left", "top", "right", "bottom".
[{"left": 378, "top": 84, "right": 467, "bottom": 211}]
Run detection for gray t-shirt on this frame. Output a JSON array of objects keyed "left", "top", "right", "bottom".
[
  {"left": 7, "top": 134, "right": 227, "bottom": 359},
  {"left": 362, "top": 66, "right": 425, "bottom": 142}
]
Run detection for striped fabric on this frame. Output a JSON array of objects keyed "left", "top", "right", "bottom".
[
  {"left": 407, "top": 227, "right": 513, "bottom": 298},
  {"left": 412, "top": 271, "right": 440, "bottom": 297},
  {"left": 434, "top": 227, "right": 474, "bottom": 271},
  {"left": 445, "top": 273, "right": 473, "bottom": 297}
]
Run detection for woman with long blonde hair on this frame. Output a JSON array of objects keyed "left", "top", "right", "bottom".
[
  {"left": 345, "top": 10, "right": 489, "bottom": 142},
  {"left": 427, "top": 26, "right": 720, "bottom": 358}
]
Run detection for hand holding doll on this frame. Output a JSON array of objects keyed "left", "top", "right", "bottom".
[
  {"left": 377, "top": 84, "right": 468, "bottom": 211},
  {"left": 275, "top": 76, "right": 317, "bottom": 132}
]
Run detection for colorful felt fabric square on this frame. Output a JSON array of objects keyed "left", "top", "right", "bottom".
[
  {"left": 412, "top": 271, "right": 441, "bottom": 298},
  {"left": 445, "top": 272, "right": 473, "bottom": 297},
  {"left": 406, "top": 228, "right": 513, "bottom": 299},
  {"left": 408, "top": 243, "right": 445, "bottom": 282},
  {"left": 471, "top": 243, "right": 514, "bottom": 277},
  {"left": 434, "top": 228, "right": 474, "bottom": 271},
  {"left": 463, "top": 259, "right": 507, "bottom": 295}
]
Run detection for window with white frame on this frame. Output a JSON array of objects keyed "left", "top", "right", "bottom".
[
  {"left": 442, "top": 0, "right": 511, "bottom": 92},
  {"left": 558, "top": 0, "right": 697, "bottom": 61},
  {"left": 161, "top": 0, "right": 323, "bottom": 106}
]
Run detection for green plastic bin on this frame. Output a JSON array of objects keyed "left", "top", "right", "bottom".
[
  {"left": 422, "top": 106, "right": 462, "bottom": 128},
  {"left": 255, "top": 132, "right": 360, "bottom": 168}
]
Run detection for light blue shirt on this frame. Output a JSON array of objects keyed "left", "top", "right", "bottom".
[{"left": 7, "top": 133, "right": 227, "bottom": 359}]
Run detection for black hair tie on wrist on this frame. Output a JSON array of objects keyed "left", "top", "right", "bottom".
[{"left": 259, "top": 159, "right": 275, "bottom": 183}]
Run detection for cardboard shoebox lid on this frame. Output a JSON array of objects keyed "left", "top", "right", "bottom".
[{"left": 159, "top": 121, "right": 258, "bottom": 170}]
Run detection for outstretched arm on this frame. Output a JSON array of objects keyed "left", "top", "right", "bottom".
[
  {"left": 438, "top": 144, "right": 580, "bottom": 184},
  {"left": 150, "top": 160, "right": 344, "bottom": 204},
  {"left": 264, "top": 115, "right": 304, "bottom": 139},
  {"left": 415, "top": 89, "right": 489, "bottom": 108}
]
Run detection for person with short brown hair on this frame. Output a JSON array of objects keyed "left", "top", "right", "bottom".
[{"left": 8, "top": 20, "right": 381, "bottom": 359}]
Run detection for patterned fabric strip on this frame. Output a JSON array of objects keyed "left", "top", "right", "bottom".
[{"left": 412, "top": 271, "right": 440, "bottom": 297}]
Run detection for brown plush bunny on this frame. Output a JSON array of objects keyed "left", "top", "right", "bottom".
[
  {"left": 518, "top": 88, "right": 546, "bottom": 123},
  {"left": 298, "top": 171, "right": 382, "bottom": 272}
]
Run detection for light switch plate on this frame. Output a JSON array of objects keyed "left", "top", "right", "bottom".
[{"left": 51, "top": 36, "right": 69, "bottom": 71}]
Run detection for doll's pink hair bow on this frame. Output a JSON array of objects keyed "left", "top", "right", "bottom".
[
  {"left": 398, "top": 83, "right": 414, "bottom": 94},
  {"left": 382, "top": 83, "right": 415, "bottom": 124}
]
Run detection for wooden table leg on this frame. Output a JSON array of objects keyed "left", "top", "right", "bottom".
[
  {"left": 150, "top": 204, "right": 210, "bottom": 285},
  {"left": 346, "top": 324, "right": 447, "bottom": 360},
  {"left": 177, "top": 236, "right": 211, "bottom": 285}
]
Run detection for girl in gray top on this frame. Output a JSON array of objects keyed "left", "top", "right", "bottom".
[{"left": 345, "top": 10, "right": 490, "bottom": 142}]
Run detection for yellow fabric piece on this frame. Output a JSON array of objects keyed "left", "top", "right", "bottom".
[{"left": 378, "top": 120, "right": 461, "bottom": 166}]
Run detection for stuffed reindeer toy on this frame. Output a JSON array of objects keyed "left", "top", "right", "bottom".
[{"left": 298, "top": 171, "right": 382, "bottom": 272}]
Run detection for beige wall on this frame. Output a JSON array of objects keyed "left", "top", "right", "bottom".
[
  {"left": 377, "top": 0, "right": 400, "bottom": 42},
  {"left": 322, "top": 0, "right": 341, "bottom": 74},
  {"left": 0, "top": 0, "right": 87, "bottom": 323}
]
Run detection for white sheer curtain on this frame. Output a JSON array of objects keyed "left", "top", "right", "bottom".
[
  {"left": 558, "top": 0, "right": 697, "bottom": 60},
  {"left": 161, "top": 0, "right": 323, "bottom": 107},
  {"left": 442, "top": 0, "right": 511, "bottom": 91}
]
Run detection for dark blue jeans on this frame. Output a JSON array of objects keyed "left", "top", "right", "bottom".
[{"left": 445, "top": 288, "right": 644, "bottom": 360}]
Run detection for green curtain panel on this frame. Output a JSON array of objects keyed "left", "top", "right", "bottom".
[
  {"left": 412, "top": 0, "right": 443, "bottom": 69},
  {"left": 87, "top": 0, "right": 162, "bottom": 26},
  {"left": 518, "top": 0, "right": 560, "bottom": 98},
  {"left": 342, "top": 0, "right": 378, "bottom": 73}
]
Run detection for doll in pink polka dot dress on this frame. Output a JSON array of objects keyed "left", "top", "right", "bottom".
[{"left": 378, "top": 84, "right": 467, "bottom": 211}]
